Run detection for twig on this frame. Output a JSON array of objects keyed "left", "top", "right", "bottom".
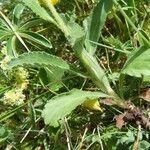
[
  {"left": 20, "top": 126, "right": 32, "bottom": 143},
  {"left": 132, "top": 125, "right": 141, "bottom": 150},
  {"left": 78, "top": 127, "right": 88, "bottom": 149},
  {"left": 63, "top": 117, "right": 72, "bottom": 150},
  {"left": 97, "top": 126, "right": 104, "bottom": 150}
]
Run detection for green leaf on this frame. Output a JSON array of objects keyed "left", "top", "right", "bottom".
[
  {"left": 22, "top": 0, "right": 56, "bottom": 24},
  {"left": 12, "top": 3, "right": 25, "bottom": 25},
  {"left": 0, "top": 18, "right": 13, "bottom": 41},
  {"left": 84, "top": 0, "right": 113, "bottom": 54},
  {"left": 67, "top": 21, "right": 85, "bottom": 47},
  {"left": 143, "top": 76, "right": 150, "bottom": 82},
  {"left": 20, "top": 18, "right": 45, "bottom": 29},
  {"left": 7, "top": 51, "right": 70, "bottom": 70},
  {"left": 39, "top": 66, "right": 64, "bottom": 91},
  {"left": 122, "top": 46, "right": 150, "bottom": 77},
  {"left": 76, "top": 48, "right": 112, "bottom": 93},
  {"left": 140, "top": 140, "right": 150, "bottom": 150},
  {"left": 0, "top": 18, "right": 11, "bottom": 30},
  {"left": 0, "top": 126, "right": 10, "bottom": 143},
  {"left": 0, "top": 29, "right": 11, "bottom": 41},
  {"left": 7, "top": 36, "right": 17, "bottom": 57},
  {"left": 42, "top": 89, "right": 109, "bottom": 127},
  {"left": 19, "top": 31, "right": 52, "bottom": 48}
]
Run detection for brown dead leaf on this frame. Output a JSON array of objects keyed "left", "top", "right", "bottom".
[
  {"left": 140, "top": 88, "right": 150, "bottom": 102},
  {"left": 101, "top": 98, "right": 116, "bottom": 106},
  {"left": 115, "top": 114, "right": 125, "bottom": 129}
]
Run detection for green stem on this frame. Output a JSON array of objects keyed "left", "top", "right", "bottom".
[
  {"left": 76, "top": 48, "right": 126, "bottom": 108},
  {"left": 77, "top": 49, "right": 112, "bottom": 93},
  {"left": 44, "top": 0, "right": 70, "bottom": 37},
  {"left": 44, "top": 0, "right": 127, "bottom": 108}
]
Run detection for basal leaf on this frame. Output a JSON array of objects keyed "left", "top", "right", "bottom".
[
  {"left": 42, "top": 89, "right": 109, "bottom": 127},
  {"left": 7, "top": 51, "right": 70, "bottom": 70}
]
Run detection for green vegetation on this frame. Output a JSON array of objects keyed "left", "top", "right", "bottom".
[{"left": 0, "top": 0, "right": 150, "bottom": 149}]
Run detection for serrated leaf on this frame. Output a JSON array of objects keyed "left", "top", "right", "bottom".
[
  {"left": 42, "top": 89, "right": 110, "bottom": 127},
  {"left": 22, "top": 0, "right": 55, "bottom": 24},
  {"left": 7, "top": 51, "right": 70, "bottom": 70},
  {"left": 122, "top": 46, "right": 150, "bottom": 77}
]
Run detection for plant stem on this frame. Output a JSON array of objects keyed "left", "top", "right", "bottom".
[
  {"left": 76, "top": 48, "right": 127, "bottom": 108},
  {"left": 44, "top": 0, "right": 127, "bottom": 108},
  {"left": 44, "top": 0, "right": 70, "bottom": 37}
]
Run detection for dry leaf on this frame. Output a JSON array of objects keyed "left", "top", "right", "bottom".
[
  {"left": 115, "top": 114, "right": 125, "bottom": 129},
  {"left": 140, "top": 88, "right": 150, "bottom": 102}
]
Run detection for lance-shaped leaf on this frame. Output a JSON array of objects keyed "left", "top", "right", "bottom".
[
  {"left": 84, "top": 0, "right": 113, "bottom": 54},
  {"left": 42, "top": 89, "right": 110, "bottom": 127},
  {"left": 19, "top": 31, "right": 52, "bottom": 48},
  {"left": 12, "top": 4, "right": 25, "bottom": 25},
  {"left": 7, "top": 51, "right": 70, "bottom": 70},
  {"left": 7, "top": 36, "right": 17, "bottom": 57},
  {"left": 20, "top": 18, "right": 45, "bottom": 29}
]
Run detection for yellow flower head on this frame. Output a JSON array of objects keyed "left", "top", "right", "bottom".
[
  {"left": 38, "top": 0, "right": 59, "bottom": 6},
  {"left": 82, "top": 99, "right": 103, "bottom": 112},
  {"left": 3, "top": 89, "right": 25, "bottom": 106},
  {"left": 0, "top": 55, "right": 11, "bottom": 70},
  {"left": 50, "top": 0, "right": 59, "bottom": 5},
  {"left": 12, "top": 67, "right": 29, "bottom": 90}
]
